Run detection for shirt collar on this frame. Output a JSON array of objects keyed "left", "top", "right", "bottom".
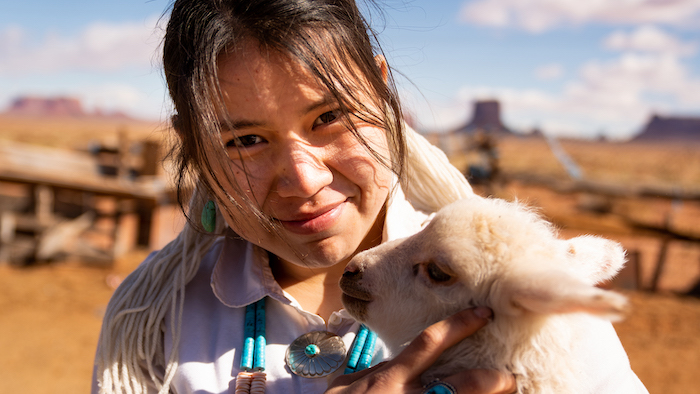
[
  {"left": 210, "top": 231, "right": 286, "bottom": 308},
  {"left": 210, "top": 183, "right": 430, "bottom": 309}
]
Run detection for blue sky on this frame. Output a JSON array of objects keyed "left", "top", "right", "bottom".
[{"left": 2, "top": 0, "right": 700, "bottom": 139}]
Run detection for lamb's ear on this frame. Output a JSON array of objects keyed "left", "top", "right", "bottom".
[
  {"left": 501, "top": 270, "right": 628, "bottom": 321},
  {"left": 563, "top": 235, "right": 626, "bottom": 285}
]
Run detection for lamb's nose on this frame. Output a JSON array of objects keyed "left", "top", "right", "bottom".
[{"left": 343, "top": 263, "right": 363, "bottom": 280}]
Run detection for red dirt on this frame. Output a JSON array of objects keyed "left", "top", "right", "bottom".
[{"left": 1, "top": 250, "right": 699, "bottom": 394}]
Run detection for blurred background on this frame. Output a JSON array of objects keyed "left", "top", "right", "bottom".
[{"left": 1, "top": 0, "right": 699, "bottom": 393}]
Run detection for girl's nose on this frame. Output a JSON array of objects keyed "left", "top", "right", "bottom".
[{"left": 275, "top": 142, "right": 333, "bottom": 198}]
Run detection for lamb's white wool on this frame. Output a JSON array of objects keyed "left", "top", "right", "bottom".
[{"left": 340, "top": 197, "right": 628, "bottom": 394}]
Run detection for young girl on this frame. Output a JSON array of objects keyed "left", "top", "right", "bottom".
[{"left": 92, "top": 1, "right": 647, "bottom": 393}]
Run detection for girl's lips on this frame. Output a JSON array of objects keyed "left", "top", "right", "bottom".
[{"left": 278, "top": 201, "right": 345, "bottom": 235}]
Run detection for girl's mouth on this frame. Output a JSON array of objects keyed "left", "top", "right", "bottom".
[{"left": 278, "top": 201, "right": 346, "bottom": 235}]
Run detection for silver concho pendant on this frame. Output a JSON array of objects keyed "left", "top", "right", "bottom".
[{"left": 285, "top": 331, "right": 347, "bottom": 378}]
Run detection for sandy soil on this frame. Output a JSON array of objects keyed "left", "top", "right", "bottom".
[
  {"left": 0, "top": 251, "right": 148, "bottom": 394},
  {"left": 614, "top": 291, "right": 700, "bottom": 394},
  {"left": 1, "top": 255, "right": 698, "bottom": 394}
]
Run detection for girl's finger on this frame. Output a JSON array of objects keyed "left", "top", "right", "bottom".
[
  {"left": 386, "top": 307, "right": 493, "bottom": 383},
  {"left": 328, "top": 362, "right": 389, "bottom": 389},
  {"left": 439, "top": 369, "right": 517, "bottom": 394}
]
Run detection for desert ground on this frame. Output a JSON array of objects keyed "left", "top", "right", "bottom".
[{"left": 1, "top": 116, "right": 699, "bottom": 393}]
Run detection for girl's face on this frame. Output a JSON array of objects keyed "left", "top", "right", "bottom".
[{"left": 213, "top": 42, "right": 393, "bottom": 269}]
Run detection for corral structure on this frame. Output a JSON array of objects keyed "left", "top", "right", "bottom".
[
  {"left": 0, "top": 132, "right": 182, "bottom": 265},
  {"left": 426, "top": 100, "right": 517, "bottom": 170},
  {"left": 424, "top": 100, "right": 516, "bottom": 191}
]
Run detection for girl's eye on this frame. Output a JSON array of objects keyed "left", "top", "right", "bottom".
[
  {"left": 313, "top": 110, "right": 340, "bottom": 127},
  {"left": 226, "top": 135, "right": 265, "bottom": 148},
  {"left": 425, "top": 262, "right": 453, "bottom": 283}
]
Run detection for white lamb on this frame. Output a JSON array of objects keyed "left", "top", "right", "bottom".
[{"left": 339, "top": 197, "right": 628, "bottom": 394}]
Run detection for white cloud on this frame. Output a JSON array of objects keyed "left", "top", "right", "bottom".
[
  {"left": 80, "top": 84, "right": 146, "bottom": 111},
  {"left": 420, "top": 51, "right": 700, "bottom": 139},
  {"left": 460, "top": 0, "right": 700, "bottom": 32},
  {"left": 76, "top": 83, "right": 168, "bottom": 120},
  {"left": 0, "top": 25, "right": 25, "bottom": 52},
  {"left": 535, "top": 63, "right": 564, "bottom": 80},
  {"left": 0, "top": 16, "right": 164, "bottom": 75},
  {"left": 604, "top": 25, "right": 697, "bottom": 56}
]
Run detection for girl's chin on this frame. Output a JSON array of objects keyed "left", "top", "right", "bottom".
[{"left": 278, "top": 242, "right": 357, "bottom": 271}]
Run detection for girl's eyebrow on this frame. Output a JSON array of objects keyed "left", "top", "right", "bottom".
[
  {"left": 219, "top": 95, "right": 339, "bottom": 132},
  {"left": 219, "top": 119, "right": 262, "bottom": 131},
  {"left": 303, "top": 93, "right": 338, "bottom": 115}
]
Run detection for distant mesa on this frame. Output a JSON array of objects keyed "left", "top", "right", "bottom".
[
  {"left": 450, "top": 101, "right": 700, "bottom": 143},
  {"left": 453, "top": 100, "right": 512, "bottom": 135},
  {"left": 4, "top": 96, "right": 131, "bottom": 120},
  {"left": 633, "top": 114, "right": 700, "bottom": 142},
  {"left": 8, "top": 96, "right": 84, "bottom": 117}
]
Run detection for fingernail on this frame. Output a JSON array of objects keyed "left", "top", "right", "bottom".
[{"left": 474, "top": 306, "right": 493, "bottom": 319}]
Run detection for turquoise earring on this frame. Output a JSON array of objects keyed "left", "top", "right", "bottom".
[{"left": 201, "top": 200, "right": 216, "bottom": 233}]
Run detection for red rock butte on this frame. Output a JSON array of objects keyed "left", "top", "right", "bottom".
[
  {"left": 453, "top": 100, "right": 512, "bottom": 135},
  {"left": 8, "top": 96, "right": 85, "bottom": 117},
  {"left": 4, "top": 96, "right": 130, "bottom": 119},
  {"left": 633, "top": 115, "right": 700, "bottom": 142}
]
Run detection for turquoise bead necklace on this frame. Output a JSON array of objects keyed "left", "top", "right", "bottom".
[
  {"left": 234, "top": 298, "right": 377, "bottom": 393},
  {"left": 344, "top": 324, "right": 377, "bottom": 374}
]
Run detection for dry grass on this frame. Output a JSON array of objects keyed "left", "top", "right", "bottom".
[
  {"left": 493, "top": 136, "right": 700, "bottom": 189},
  {"left": 0, "top": 114, "right": 168, "bottom": 150}
]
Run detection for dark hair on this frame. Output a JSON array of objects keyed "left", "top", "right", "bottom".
[{"left": 163, "top": 0, "right": 406, "bottom": 233}]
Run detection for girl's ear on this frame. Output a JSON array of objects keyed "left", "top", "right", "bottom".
[
  {"left": 374, "top": 54, "right": 388, "bottom": 83},
  {"left": 564, "top": 235, "right": 627, "bottom": 285}
]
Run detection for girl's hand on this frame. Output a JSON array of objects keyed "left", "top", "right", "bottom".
[{"left": 326, "top": 308, "right": 516, "bottom": 394}]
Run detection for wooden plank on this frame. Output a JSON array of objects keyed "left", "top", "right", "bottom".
[
  {"left": 35, "top": 211, "right": 95, "bottom": 261},
  {"left": 0, "top": 211, "right": 16, "bottom": 264},
  {"left": 0, "top": 140, "right": 168, "bottom": 199}
]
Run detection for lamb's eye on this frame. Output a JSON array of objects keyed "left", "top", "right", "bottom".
[{"left": 425, "top": 262, "right": 453, "bottom": 283}]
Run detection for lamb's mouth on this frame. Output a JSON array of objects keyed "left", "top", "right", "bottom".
[
  {"left": 340, "top": 293, "right": 370, "bottom": 321},
  {"left": 338, "top": 282, "right": 373, "bottom": 302},
  {"left": 338, "top": 280, "right": 373, "bottom": 320},
  {"left": 340, "top": 291, "right": 371, "bottom": 305}
]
